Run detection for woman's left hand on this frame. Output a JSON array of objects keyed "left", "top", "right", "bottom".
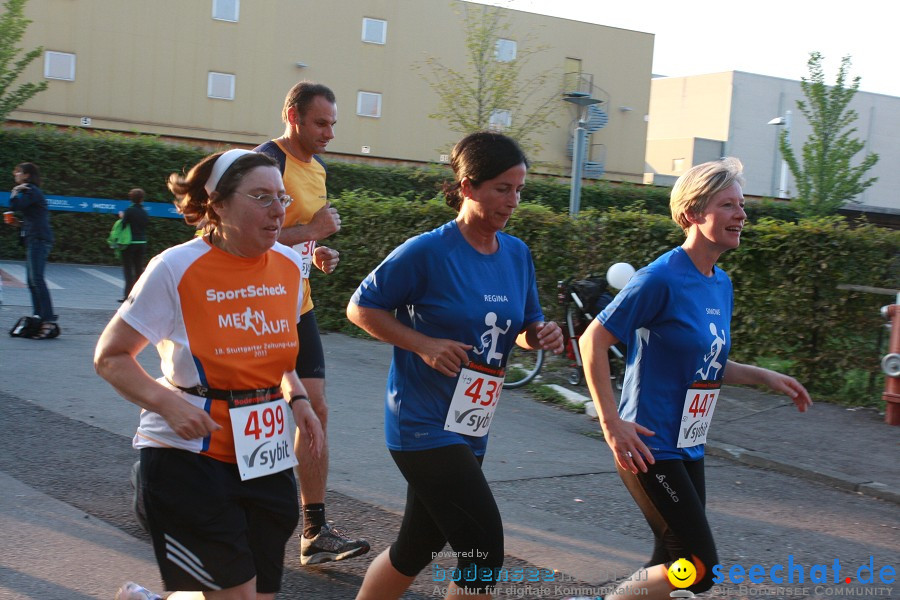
[
  {"left": 535, "top": 321, "right": 565, "bottom": 354},
  {"left": 764, "top": 371, "right": 813, "bottom": 412},
  {"left": 313, "top": 246, "right": 340, "bottom": 274}
]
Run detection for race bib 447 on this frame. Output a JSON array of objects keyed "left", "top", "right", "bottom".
[{"left": 677, "top": 380, "right": 720, "bottom": 448}]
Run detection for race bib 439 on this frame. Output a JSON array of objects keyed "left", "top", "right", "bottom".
[{"left": 444, "top": 361, "right": 505, "bottom": 438}]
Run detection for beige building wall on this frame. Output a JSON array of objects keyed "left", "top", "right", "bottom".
[
  {"left": 646, "top": 71, "right": 899, "bottom": 211},
  {"left": 12, "top": 0, "right": 653, "bottom": 181}
]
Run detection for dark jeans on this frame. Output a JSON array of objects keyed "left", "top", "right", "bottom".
[
  {"left": 122, "top": 243, "right": 146, "bottom": 298},
  {"left": 26, "top": 238, "right": 56, "bottom": 321}
]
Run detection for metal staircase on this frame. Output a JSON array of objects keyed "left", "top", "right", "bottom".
[{"left": 563, "top": 74, "right": 608, "bottom": 179}]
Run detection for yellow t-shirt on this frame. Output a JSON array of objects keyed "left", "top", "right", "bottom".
[{"left": 273, "top": 139, "right": 327, "bottom": 315}]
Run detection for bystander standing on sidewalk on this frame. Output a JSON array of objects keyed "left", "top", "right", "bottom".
[
  {"left": 6, "top": 162, "right": 59, "bottom": 339},
  {"left": 120, "top": 188, "right": 149, "bottom": 302}
]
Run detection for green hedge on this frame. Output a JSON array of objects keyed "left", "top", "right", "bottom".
[
  {"left": 2, "top": 126, "right": 897, "bottom": 406},
  {"left": 1, "top": 127, "right": 803, "bottom": 220},
  {"left": 0, "top": 126, "right": 210, "bottom": 201}
]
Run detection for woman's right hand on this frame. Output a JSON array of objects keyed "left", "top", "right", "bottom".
[
  {"left": 601, "top": 416, "right": 655, "bottom": 474},
  {"left": 159, "top": 393, "right": 222, "bottom": 440},
  {"left": 417, "top": 338, "right": 473, "bottom": 377}
]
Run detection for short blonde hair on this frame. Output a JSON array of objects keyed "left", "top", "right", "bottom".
[{"left": 670, "top": 157, "right": 745, "bottom": 232}]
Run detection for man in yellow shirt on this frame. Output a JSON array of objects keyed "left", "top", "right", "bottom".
[{"left": 255, "top": 81, "right": 370, "bottom": 565}]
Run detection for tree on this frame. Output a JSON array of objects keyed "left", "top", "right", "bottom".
[
  {"left": 779, "top": 52, "right": 878, "bottom": 216},
  {"left": 418, "top": 2, "right": 560, "bottom": 156},
  {"left": 0, "top": 0, "right": 47, "bottom": 123}
]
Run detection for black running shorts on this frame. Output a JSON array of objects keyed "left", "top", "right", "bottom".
[
  {"left": 295, "top": 310, "right": 325, "bottom": 380},
  {"left": 140, "top": 448, "right": 299, "bottom": 593},
  {"left": 389, "top": 444, "right": 504, "bottom": 592},
  {"left": 617, "top": 458, "right": 718, "bottom": 593}
]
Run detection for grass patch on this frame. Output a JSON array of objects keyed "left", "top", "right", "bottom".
[{"left": 530, "top": 384, "right": 585, "bottom": 413}]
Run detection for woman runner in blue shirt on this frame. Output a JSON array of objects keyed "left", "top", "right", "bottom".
[
  {"left": 579, "top": 157, "right": 812, "bottom": 599},
  {"left": 348, "top": 131, "right": 564, "bottom": 600}
]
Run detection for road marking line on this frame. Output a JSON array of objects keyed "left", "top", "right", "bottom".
[
  {"left": 79, "top": 267, "right": 124, "bottom": 287},
  {"left": 0, "top": 262, "right": 62, "bottom": 289}
]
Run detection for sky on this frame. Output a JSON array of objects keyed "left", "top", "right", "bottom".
[{"left": 469, "top": 0, "right": 897, "bottom": 98}]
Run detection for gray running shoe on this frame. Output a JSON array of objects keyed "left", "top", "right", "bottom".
[
  {"left": 300, "top": 522, "right": 371, "bottom": 565},
  {"left": 130, "top": 460, "right": 149, "bottom": 532},
  {"left": 115, "top": 581, "right": 162, "bottom": 600}
]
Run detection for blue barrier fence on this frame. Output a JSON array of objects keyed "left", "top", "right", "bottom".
[{"left": 0, "top": 192, "right": 182, "bottom": 219}]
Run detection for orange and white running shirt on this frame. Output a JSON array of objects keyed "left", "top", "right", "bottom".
[{"left": 118, "top": 236, "right": 304, "bottom": 463}]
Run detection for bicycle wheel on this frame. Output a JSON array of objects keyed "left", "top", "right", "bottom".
[{"left": 504, "top": 346, "right": 544, "bottom": 389}]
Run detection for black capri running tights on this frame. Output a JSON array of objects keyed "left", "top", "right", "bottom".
[
  {"left": 617, "top": 458, "right": 718, "bottom": 594},
  {"left": 389, "top": 444, "right": 504, "bottom": 591}
]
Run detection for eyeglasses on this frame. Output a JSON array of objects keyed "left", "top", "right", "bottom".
[{"left": 241, "top": 193, "right": 293, "bottom": 208}]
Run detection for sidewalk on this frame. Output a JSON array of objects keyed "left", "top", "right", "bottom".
[{"left": 707, "top": 385, "right": 899, "bottom": 504}]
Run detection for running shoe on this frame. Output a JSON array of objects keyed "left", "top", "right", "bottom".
[
  {"left": 130, "top": 460, "right": 149, "bottom": 532},
  {"left": 300, "top": 522, "right": 371, "bottom": 565},
  {"left": 115, "top": 581, "right": 162, "bottom": 600}
]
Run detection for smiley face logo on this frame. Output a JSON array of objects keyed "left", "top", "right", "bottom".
[{"left": 667, "top": 558, "right": 697, "bottom": 589}]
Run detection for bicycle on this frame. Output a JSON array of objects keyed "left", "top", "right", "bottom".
[{"left": 504, "top": 265, "right": 634, "bottom": 389}]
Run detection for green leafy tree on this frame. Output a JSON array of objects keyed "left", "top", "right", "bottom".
[
  {"left": 418, "top": 1, "right": 560, "bottom": 156},
  {"left": 0, "top": 0, "right": 47, "bottom": 123},
  {"left": 779, "top": 52, "right": 878, "bottom": 215}
]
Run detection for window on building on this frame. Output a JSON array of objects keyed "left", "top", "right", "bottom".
[
  {"left": 208, "top": 72, "right": 235, "bottom": 100},
  {"left": 44, "top": 51, "right": 76, "bottom": 81},
  {"left": 672, "top": 158, "right": 685, "bottom": 173},
  {"left": 488, "top": 109, "right": 511, "bottom": 131},
  {"left": 357, "top": 91, "right": 382, "bottom": 117},
  {"left": 212, "top": 0, "right": 239, "bottom": 21},
  {"left": 495, "top": 38, "right": 517, "bottom": 62},
  {"left": 362, "top": 18, "right": 387, "bottom": 44}
]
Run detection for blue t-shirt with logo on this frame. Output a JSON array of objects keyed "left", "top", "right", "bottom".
[
  {"left": 351, "top": 220, "right": 544, "bottom": 455},
  {"left": 599, "top": 246, "right": 733, "bottom": 461}
]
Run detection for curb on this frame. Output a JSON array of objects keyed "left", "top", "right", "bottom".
[
  {"left": 705, "top": 441, "right": 900, "bottom": 506},
  {"left": 544, "top": 386, "right": 900, "bottom": 507}
]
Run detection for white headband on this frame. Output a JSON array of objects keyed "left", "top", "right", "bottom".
[{"left": 204, "top": 149, "right": 254, "bottom": 196}]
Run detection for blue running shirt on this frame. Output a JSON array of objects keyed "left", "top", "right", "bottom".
[
  {"left": 599, "top": 247, "right": 733, "bottom": 460},
  {"left": 351, "top": 220, "right": 544, "bottom": 455}
]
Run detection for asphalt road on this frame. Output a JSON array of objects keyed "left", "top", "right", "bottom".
[{"left": 1, "top": 261, "right": 897, "bottom": 600}]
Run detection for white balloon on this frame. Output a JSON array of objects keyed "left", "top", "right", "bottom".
[{"left": 606, "top": 262, "right": 635, "bottom": 290}]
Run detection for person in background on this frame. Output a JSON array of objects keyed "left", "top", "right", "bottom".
[
  {"left": 120, "top": 188, "right": 149, "bottom": 301},
  {"left": 8, "top": 162, "right": 58, "bottom": 339},
  {"left": 347, "top": 131, "right": 564, "bottom": 599},
  {"left": 95, "top": 149, "right": 323, "bottom": 600},
  {"left": 255, "top": 80, "right": 370, "bottom": 566},
  {"left": 579, "top": 157, "right": 812, "bottom": 599}
]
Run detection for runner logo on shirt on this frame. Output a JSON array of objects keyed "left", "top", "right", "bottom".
[
  {"left": 695, "top": 322, "right": 726, "bottom": 380},
  {"left": 472, "top": 312, "right": 511, "bottom": 366},
  {"left": 217, "top": 307, "right": 292, "bottom": 336}
]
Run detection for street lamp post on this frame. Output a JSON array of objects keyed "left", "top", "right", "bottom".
[
  {"left": 564, "top": 94, "right": 602, "bottom": 217},
  {"left": 767, "top": 110, "right": 792, "bottom": 199}
]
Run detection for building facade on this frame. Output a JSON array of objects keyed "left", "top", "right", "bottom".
[
  {"left": 645, "top": 71, "right": 899, "bottom": 212},
  {"left": 13, "top": 0, "right": 653, "bottom": 182}
]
